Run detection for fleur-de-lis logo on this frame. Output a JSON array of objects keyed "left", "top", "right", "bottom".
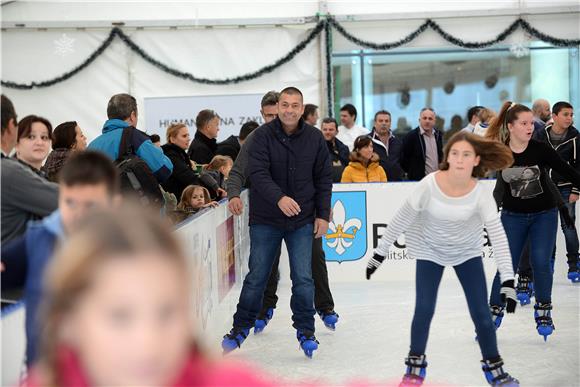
[{"left": 325, "top": 200, "right": 362, "bottom": 255}]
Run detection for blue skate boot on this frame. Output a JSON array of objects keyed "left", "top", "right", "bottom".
[
  {"left": 296, "top": 329, "right": 319, "bottom": 358},
  {"left": 254, "top": 308, "right": 274, "bottom": 334},
  {"left": 534, "top": 302, "right": 555, "bottom": 341},
  {"left": 481, "top": 357, "right": 519, "bottom": 386},
  {"left": 317, "top": 309, "right": 339, "bottom": 331},
  {"left": 567, "top": 255, "right": 580, "bottom": 283},
  {"left": 516, "top": 275, "right": 534, "bottom": 306},
  {"left": 221, "top": 327, "right": 250, "bottom": 354},
  {"left": 490, "top": 305, "right": 505, "bottom": 329},
  {"left": 399, "top": 354, "right": 427, "bottom": 386}
]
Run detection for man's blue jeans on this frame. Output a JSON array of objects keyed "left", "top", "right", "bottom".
[
  {"left": 490, "top": 208, "right": 558, "bottom": 306},
  {"left": 233, "top": 223, "right": 316, "bottom": 332}
]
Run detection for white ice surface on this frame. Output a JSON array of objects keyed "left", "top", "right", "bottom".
[{"left": 220, "top": 262, "right": 580, "bottom": 387}]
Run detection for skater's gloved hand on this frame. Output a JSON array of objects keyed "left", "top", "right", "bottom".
[
  {"left": 500, "top": 280, "right": 517, "bottom": 313},
  {"left": 366, "top": 253, "right": 386, "bottom": 280}
]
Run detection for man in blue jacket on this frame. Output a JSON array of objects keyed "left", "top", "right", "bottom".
[
  {"left": 221, "top": 87, "right": 332, "bottom": 358},
  {"left": 88, "top": 93, "right": 173, "bottom": 183}
]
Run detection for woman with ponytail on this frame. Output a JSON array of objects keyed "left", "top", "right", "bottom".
[{"left": 485, "top": 101, "right": 580, "bottom": 341}]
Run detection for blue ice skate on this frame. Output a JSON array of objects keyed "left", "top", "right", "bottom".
[
  {"left": 317, "top": 310, "right": 339, "bottom": 331},
  {"left": 481, "top": 357, "right": 519, "bottom": 386},
  {"left": 399, "top": 354, "right": 427, "bottom": 386},
  {"left": 254, "top": 308, "right": 274, "bottom": 334},
  {"left": 516, "top": 276, "right": 534, "bottom": 306},
  {"left": 567, "top": 269, "right": 580, "bottom": 283},
  {"left": 296, "top": 329, "right": 319, "bottom": 359},
  {"left": 221, "top": 327, "right": 250, "bottom": 354},
  {"left": 534, "top": 302, "right": 555, "bottom": 341},
  {"left": 490, "top": 305, "right": 505, "bottom": 329}
]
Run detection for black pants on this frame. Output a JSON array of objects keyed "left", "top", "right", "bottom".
[{"left": 259, "top": 237, "right": 335, "bottom": 316}]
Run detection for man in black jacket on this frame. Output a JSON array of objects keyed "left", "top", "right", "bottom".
[
  {"left": 216, "top": 121, "right": 259, "bottom": 162},
  {"left": 400, "top": 108, "right": 443, "bottom": 181},
  {"left": 222, "top": 87, "right": 332, "bottom": 357},
  {"left": 369, "top": 110, "right": 404, "bottom": 181},
  {"left": 321, "top": 117, "right": 349, "bottom": 182},
  {"left": 533, "top": 101, "right": 579, "bottom": 280},
  {"left": 188, "top": 109, "right": 220, "bottom": 164}
]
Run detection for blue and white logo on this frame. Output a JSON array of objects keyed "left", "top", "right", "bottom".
[{"left": 324, "top": 191, "right": 367, "bottom": 262}]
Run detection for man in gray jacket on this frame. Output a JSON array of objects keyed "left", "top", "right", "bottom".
[{"left": 1, "top": 95, "right": 58, "bottom": 243}]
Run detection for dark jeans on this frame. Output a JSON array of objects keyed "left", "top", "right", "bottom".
[
  {"left": 260, "top": 237, "right": 335, "bottom": 314},
  {"left": 410, "top": 258, "right": 499, "bottom": 360},
  {"left": 519, "top": 187, "right": 579, "bottom": 275},
  {"left": 233, "top": 223, "right": 316, "bottom": 332},
  {"left": 490, "top": 208, "right": 558, "bottom": 306}
]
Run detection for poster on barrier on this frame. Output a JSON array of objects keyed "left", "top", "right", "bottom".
[
  {"left": 216, "top": 216, "right": 236, "bottom": 302},
  {"left": 321, "top": 181, "right": 497, "bottom": 282}
]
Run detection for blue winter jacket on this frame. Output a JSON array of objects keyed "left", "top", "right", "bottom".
[
  {"left": 88, "top": 119, "right": 173, "bottom": 182},
  {"left": 247, "top": 117, "right": 332, "bottom": 230},
  {"left": 1, "top": 211, "right": 65, "bottom": 366}
]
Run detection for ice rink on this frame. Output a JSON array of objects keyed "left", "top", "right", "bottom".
[{"left": 223, "top": 259, "right": 580, "bottom": 387}]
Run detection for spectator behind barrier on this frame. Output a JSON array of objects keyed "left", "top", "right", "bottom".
[
  {"left": 150, "top": 133, "right": 161, "bottom": 147},
  {"left": 302, "top": 104, "right": 319, "bottom": 127},
  {"left": 341, "top": 135, "right": 387, "bottom": 183},
  {"left": 217, "top": 120, "right": 259, "bottom": 161},
  {"left": 1, "top": 150, "right": 120, "bottom": 366},
  {"left": 369, "top": 110, "right": 404, "bottom": 181},
  {"left": 462, "top": 105, "right": 484, "bottom": 133},
  {"left": 43, "top": 121, "right": 88, "bottom": 182},
  {"left": 171, "top": 184, "right": 218, "bottom": 223},
  {"left": 88, "top": 93, "right": 173, "bottom": 183},
  {"left": 1, "top": 95, "right": 58, "bottom": 243},
  {"left": 321, "top": 117, "right": 349, "bottom": 182},
  {"left": 23, "top": 205, "right": 274, "bottom": 387},
  {"left": 188, "top": 109, "right": 221, "bottom": 164},
  {"left": 15, "top": 115, "right": 53, "bottom": 177},
  {"left": 532, "top": 98, "right": 552, "bottom": 134},
  {"left": 473, "top": 108, "right": 497, "bottom": 137},
  {"left": 203, "top": 155, "right": 233, "bottom": 191},
  {"left": 337, "top": 103, "right": 369, "bottom": 151},
  {"left": 226, "top": 91, "right": 279, "bottom": 216},
  {"left": 161, "top": 123, "right": 205, "bottom": 199},
  {"left": 400, "top": 107, "right": 443, "bottom": 181}
]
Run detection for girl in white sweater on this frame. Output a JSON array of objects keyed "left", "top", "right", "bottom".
[{"left": 367, "top": 131, "right": 519, "bottom": 387}]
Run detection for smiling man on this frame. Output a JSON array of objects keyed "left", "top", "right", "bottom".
[{"left": 221, "top": 87, "right": 332, "bottom": 358}]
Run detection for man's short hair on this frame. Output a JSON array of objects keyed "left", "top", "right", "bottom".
[
  {"left": 302, "top": 104, "right": 318, "bottom": 120},
  {"left": 467, "top": 106, "right": 484, "bottom": 122},
  {"left": 420, "top": 107, "right": 436, "bottom": 115},
  {"left": 1, "top": 94, "right": 17, "bottom": 133},
  {"left": 107, "top": 94, "right": 138, "bottom": 121},
  {"left": 149, "top": 134, "right": 161, "bottom": 143},
  {"left": 239, "top": 121, "right": 259, "bottom": 141},
  {"left": 552, "top": 101, "right": 574, "bottom": 115},
  {"left": 59, "top": 150, "right": 120, "bottom": 195},
  {"left": 280, "top": 87, "right": 303, "bottom": 101},
  {"left": 321, "top": 117, "right": 338, "bottom": 130},
  {"left": 261, "top": 91, "right": 279, "bottom": 108},
  {"left": 374, "top": 110, "right": 391, "bottom": 121},
  {"left": 195, "top": 109, "right": 219, "bottom": 131},
  {"left": 340, "top": 104, "right": 357, "bottom": 119}
]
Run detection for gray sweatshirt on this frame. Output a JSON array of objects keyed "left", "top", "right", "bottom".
[
  {"left": 226, "top": 131, "right": 256, "bottom": 200},
  {"left": 1, "top": 157, "right": 58, "bottom": 243}
]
